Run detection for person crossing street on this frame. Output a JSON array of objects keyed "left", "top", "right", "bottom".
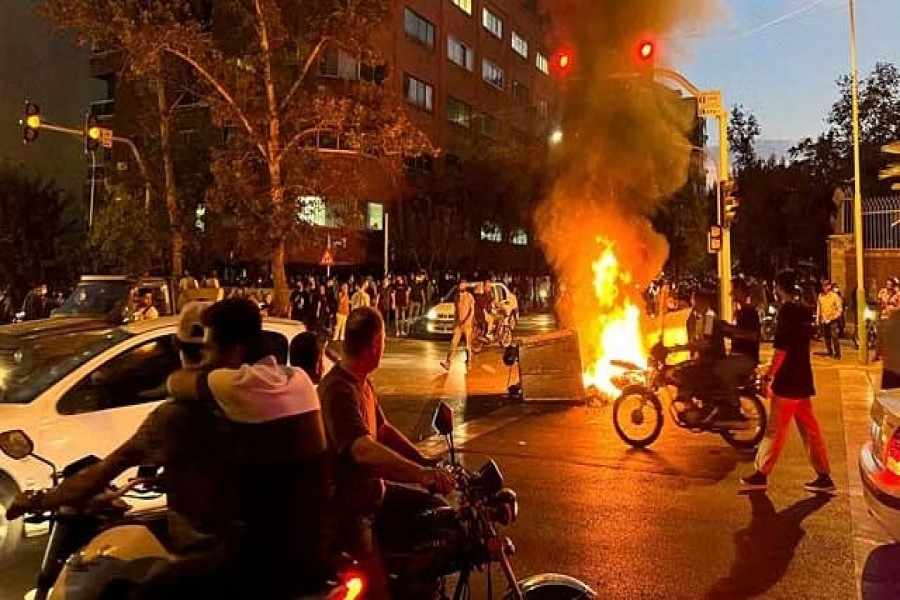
[{"left": 441, "top": 279, "right": 475, "bottom": 371}]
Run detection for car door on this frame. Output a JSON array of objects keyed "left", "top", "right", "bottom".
[{"left": 38, "top": 332, "right": 179, "bottom": 486}]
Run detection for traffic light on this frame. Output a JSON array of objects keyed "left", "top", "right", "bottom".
[
  {"left": 722, "top": 179, "right": 739, "bottom": 226},
  {"left": 21, "top": 102, "right": 41, "bottom": 144},
  {"left": 551, "top": 48, "right": 575, "bottom": 78},
  {"left": 635, "top": 39, "right": 656, "bottom": 77},
  {"left": 85, "top": 114, "right": 101, "bottom": 153}
]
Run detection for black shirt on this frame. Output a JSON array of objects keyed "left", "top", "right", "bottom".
[
  {"left": 731, "top": 304, "right": 761, "bottom": 364},
  {"left": 772, "top": 301, "right": 816, "bottom": 398}
]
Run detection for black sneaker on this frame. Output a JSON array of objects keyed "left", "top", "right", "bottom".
[
  {"left": 740, "top": 471, "right": 767, "bottom": 491},
  {"left": 804, "top": 475, "right": 837, "bottom": 494}
]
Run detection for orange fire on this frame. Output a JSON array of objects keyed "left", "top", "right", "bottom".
[{"left": 581, "top": 238, "right": 648, "bottom": 397}]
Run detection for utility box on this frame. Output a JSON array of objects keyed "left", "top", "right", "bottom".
[{"left": 516, "top": 329, "right": 586, "bottom": 403}]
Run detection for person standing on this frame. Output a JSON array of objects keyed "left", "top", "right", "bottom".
[
  {"left": 290, "top": 280, "right": 306, "bottom": 322},
  {"left": 334, "top": 283, "right": 351, "bottom": 341},
  {"left": 135, "top": 288, "right": 160, "bottom": 321},
  {"left": 441, "top": 279, "right": 475, "bottom": 371},
  {"left": 203, "top": 271, "right": 221, "bottom": 289},
  {"left": 816, "top": 280, "right": 843, "bottom": 359},
  {"left": 393, "top": 275, "right": 410, "bottom": 337},
  {"left": 179, "top": 270, "right": 199, "bottom": 292},
  {"left": 351, "top": 282, "right": 370, "bottom": 309},
  {"left": 410, "top": 272, "right": 426, "bottom": 322},
  {"left": 741, "top": 270, "right": 836, "bottom": 494},
  {"left": 376, "top": 277, "right": 393, "bottom": 335}
]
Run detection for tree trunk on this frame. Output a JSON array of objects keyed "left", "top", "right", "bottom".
[{"left": 155, "top": 58, "right": 184, "bottom": 303}]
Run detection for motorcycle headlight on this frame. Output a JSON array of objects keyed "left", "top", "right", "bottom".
[
  {"left": 865, "top": 308, "right": 876, "bottom": 321},
  {"left": 426, "top": 307, "right": 438, "bottom": 320},
  {"left": 490, "top": 488, "right": 518, "bottom": 526},
  {"left": 768, "top": 305, "right": 776, "bottom": 315}
]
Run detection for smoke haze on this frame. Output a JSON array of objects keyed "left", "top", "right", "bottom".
[{"left": 536, "top": 0, "right": 720, "bottom": 368}]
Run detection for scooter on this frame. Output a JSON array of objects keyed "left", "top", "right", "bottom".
[{"left": 0, "top": 430, "right": 363, "bottom": 600}]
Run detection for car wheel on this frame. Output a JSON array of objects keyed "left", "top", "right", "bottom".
[{"left": 0, "top": 474, "right": 23, "bottom": 568}]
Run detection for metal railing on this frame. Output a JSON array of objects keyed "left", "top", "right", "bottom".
[{"left": 841, "top": 195, "right": 900, "bottom": 249}]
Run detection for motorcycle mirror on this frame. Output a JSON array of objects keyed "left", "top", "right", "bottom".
[
  {"left": 432, "top": 402, "right": 454, "bottom": 436},
  {"left": 0, "top": 429, "right": 34, "bottom": 460}
]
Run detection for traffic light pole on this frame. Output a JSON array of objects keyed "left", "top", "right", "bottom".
[
  {"left": 718, "top": 114, "right": 733, "bottom": 323},
  {"left": 30, "top": 121, "right": 151, "bottom": 210}
]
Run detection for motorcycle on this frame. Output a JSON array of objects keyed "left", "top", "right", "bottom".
[
  {"left": 609, "top": 345, "right": 768, "bottom": 450},
  {"left": 0, "top": 430, "right": 363, "bottom": 600},
  {"left": 472, "top": 307, "right": 515, "bottom": 354},
  {"left": 379, "top": 402, "right": 596, "bottom": 599},
  {"left": 852, "top": 305, "right": 878, "bottom": 351}
]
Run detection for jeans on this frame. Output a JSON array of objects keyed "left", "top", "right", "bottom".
[
  {"left": 754, "top": 396, "right": 831, "bottom": 476},
  {"left": 822, "top": 320, "right": 841, "bottom": 357}
]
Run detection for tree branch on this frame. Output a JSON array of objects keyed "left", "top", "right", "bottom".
[
  {"left": 277, "top": 127, "right": 334, "bottom": 164},
  {"left": 280, "top": 36, "right": 332, "bottom": 112},
  {"left": 162, "top": 45, "right": 267, "bottom": 159}
]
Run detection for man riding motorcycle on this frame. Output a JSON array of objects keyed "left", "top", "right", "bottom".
[
  {"left": 319, "top": 306, "right": 455, "bottom": 598},
  {"left": 715, "top": 277, "right": 762, "bottom": 421}
]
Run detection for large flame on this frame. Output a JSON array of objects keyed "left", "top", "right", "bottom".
[{"left": 581, "top": 238, "right": 647, "bottom": 397}]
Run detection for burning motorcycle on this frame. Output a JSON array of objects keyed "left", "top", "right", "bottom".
[
  {"left": 0, "top": 430, "right": 363, "bottom": 600},
  {"left": 380, "top": 403, "right": 596, "bottom": 599},
  {"left": 609, "top": 344, "right": 767, "bottom": 450}
]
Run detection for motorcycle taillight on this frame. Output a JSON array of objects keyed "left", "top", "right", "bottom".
[{"left": 328, "top": 574, "right": 365, "bottom": 600}]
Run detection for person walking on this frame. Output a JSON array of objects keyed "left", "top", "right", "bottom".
[
  {"left": 816, "top": 279, "right": 843, "bottom": 359},
  {"left": 334, "top": 283, "right": 351, "bottom": 341},
  {"left": 741, "top": 270, "right": 836, "bottom": 494},
  {"left": 440, "top": 279, "right": 475, "bottom": 371}
]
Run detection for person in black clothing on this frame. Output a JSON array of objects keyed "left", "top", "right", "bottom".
[
  {"left": 741, "top": 270, "right": 836, "bottom": 494},
  {"left": 714, "top": 277, "right": 761, "bottom": 420},
  {"left": 289, "top": 279, "right": 306, "bottom": 322},
  {"left": 668, "top": 290, "right": 726, "bottom": 415}
]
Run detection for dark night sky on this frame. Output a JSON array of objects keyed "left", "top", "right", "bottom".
[{"left": 1, "top": 0, "right": 104, "bottom": 196}]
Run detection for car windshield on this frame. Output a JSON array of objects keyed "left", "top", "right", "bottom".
[
  {"left": 53, "top": 281, "right": 132, "bottom": 318},
  {"left": 0, "top": 329, "right": 131, "bottom": 404}
]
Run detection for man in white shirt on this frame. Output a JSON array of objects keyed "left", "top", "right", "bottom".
[
  {"left": 441, "top": 279, "right": 475, "bottom": 371},
  {"left": 135, "top": 288, "right": 159, "bottom": 321}
]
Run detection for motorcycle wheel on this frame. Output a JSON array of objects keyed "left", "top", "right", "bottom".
[
  {"left": 612, "top": 386, "right": 663, "bottom": 449},
  {"left": 499, "top": 325, "right": 513, "bottom": 348},
  {"left": 720, "top": 393, "right": 767, "bottom": 450}
]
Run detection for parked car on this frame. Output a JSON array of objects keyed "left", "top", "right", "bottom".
[
  {"left": 52, "top": 275, "right": 174, "bottom": 324},
  {"left": 416, "top": 282, "right": 519, "bottom": 337},
  {"left": 0, "top": 315, "right": 308, "bottom": 564}
]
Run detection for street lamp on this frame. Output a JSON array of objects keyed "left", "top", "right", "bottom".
[
  {"left": 549, "top": 128, "right": 563, "bottom": 145},
  {"left": 848, "top": 0, "right": 867, "bottom": 364}
]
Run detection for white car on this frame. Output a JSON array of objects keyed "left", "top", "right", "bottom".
[
  {"left": 0, "top": 316, "right": 308, "bottom": 563},
  {"left": 860, "top": 387, "right": 900, "bottom": 540},
  {"left": 421, "top": 282, "right": 519, "bottom": 336}
]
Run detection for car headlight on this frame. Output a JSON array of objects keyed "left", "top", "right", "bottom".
[
  {"left": 426, "top": 307, "right": 438, "bottom": 320},
  {"left": 768, "top": 305, "right": 776, "bottom": 316},
  {"left": 865, "top": 307, "right": 876, "bottom": 321}
]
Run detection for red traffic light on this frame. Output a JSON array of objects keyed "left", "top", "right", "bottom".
[
  {"left": 637, "top": 40, "right": 655, "bottom": 62},
  {"left": 551, "top": 48, "right": 574, "bottom": 77}
]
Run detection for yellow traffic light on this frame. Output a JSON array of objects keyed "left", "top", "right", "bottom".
[
  {"left": 88, "top": 126, "right": 101, "bottom": 140},
  {"left": 25, "top": 115, "right": 41, "bottom": 130}
]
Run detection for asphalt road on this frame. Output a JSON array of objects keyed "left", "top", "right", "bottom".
[{"left": 0, "top": 315, "right": 884, "bottom": 598}]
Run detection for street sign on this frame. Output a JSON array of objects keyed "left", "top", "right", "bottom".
[
  {"left": 698, "top": 90, "right": 723, "bottom": 118},
  {"left": 318, "top": 248, "right": 335, "bottom": 267},
  {"left": 99, "top": 128, "right": 113, "bottom": 149}
]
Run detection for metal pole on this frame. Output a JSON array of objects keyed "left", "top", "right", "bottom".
[
  {"left": 849, "top": 0, "right": 868, "bottom": 364},
  {"left": 89, "top": 150, "right": 96, "bottom": 230},
  {"left": 718, "top": 112, "right": 733, "bottom": 322},
  {"left": 326, "top": 233, "right": 332, "bottom": 279},
  {"left": 384, "top": 212, "right": 390, "bottom": 279}
]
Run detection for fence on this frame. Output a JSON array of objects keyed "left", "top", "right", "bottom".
[{"left": 841, "top": 195, "right": 900, "bottom": 249}]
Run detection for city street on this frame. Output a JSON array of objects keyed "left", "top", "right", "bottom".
[{"left": 0, "top": 314, "right": 895, "bottom": 598}]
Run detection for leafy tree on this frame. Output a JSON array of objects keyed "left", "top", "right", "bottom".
[
  {"left": 42, "top": 0, "right": 208, "bottom": 285},
  {"left": 0, "top": 163, "right": 87, "bottom": 297},
  {"left": 728, "top": 104, "right": 761, "bottom": 174},
  {"left": 88, "top": 188, "right": 169, "bottom": 275}
]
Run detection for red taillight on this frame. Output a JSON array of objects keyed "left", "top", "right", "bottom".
[
  {"left": 886, "top": 430, "right": 900, "bottom": 476},
  {"left": 328, "top": 574, "right": 365, "bottom": 600}
]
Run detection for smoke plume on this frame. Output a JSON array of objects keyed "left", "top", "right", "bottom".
[{"left": 537, "top": 0, "right": 720, "bottom": 368}]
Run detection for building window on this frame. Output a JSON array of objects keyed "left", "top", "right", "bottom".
[
  {"left": 297, "top": 195, "right": 330, "bottom": 227},
  {"left": 510, "top": 228, "right": 529, "bottom": 246},
  {"left": 450, "top": 0, "right": 472, "bottom": 15},
  {"left": 367, "top": 202, "right": 384, "bottom": 230},
  {"left": 536, "top": 52, "right": 549, "bottom": 75},
  {"left": 447, "top": 36, "right": 474, "bottom": 71},
  {"left": 404, "top": 154, "right": 434, "bottom": 173},
  {"left": 404, "top": 8, "right": 434, "bottom": 48},
  {"left": 480, "top": 221, "right": 503, "bottom": 243},
  {"left": 482, "top": 7, "right": 503, "bottom": 39},
  {"left": 480, "top": 114, "right": 501, "bottom": 138},
  {"left": 511, "top": 81, "right": 529, "bottom": 105},
  {"left": 446, "top": 97, "right": 472, "bottom": 128},
  {"left": 536, "top": 97, "right": 549, "bottom": 120},
  {"left": 482, "top": 59, "right": 504, "bottom": 90},
  {"left": 511, "top": 31, "right": 528, "bottom": 59},
  {"left": 319, "top": 47, "right": 359, "bottom": 79},
  {"left": 404, "top": 74, "right": 433, "bottom": 111}
]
